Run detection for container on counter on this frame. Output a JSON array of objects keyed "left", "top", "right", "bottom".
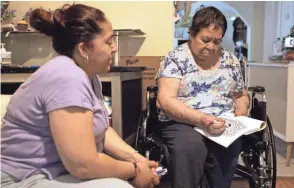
[{"left": 0, "top": 43, "right": 12, "bottom": 65}]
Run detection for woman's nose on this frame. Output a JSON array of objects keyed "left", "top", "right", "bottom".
[
  {"left": 112, "top": 42, "right": 118, "bottom": 52},
  {"left": 206, "top": 42, "right": 215, "bottom": 50}
]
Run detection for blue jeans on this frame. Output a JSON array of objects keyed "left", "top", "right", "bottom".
[{"left": 160, "top": 121, "right": 242, "bottom": 188}]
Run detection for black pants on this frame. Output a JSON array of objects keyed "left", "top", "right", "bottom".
[{"left": 159, "top": 121, "right": 242, "bottom": 188}]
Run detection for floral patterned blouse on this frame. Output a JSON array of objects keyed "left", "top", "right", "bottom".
[{"left": 155, "top": 42, "right": 244, "bottom": 122}]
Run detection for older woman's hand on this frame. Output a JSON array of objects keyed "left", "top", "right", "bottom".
[
  {"left": 201, "top": 115, "right": 226, "bottom": 134},
  {"left": 234, "top": 103, "right": 248, "bottom": 116}
]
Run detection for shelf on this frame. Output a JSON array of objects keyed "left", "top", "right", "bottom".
[
  {"left": 1, "top": 28, "right": 145, "bottom": 68},
  {"left": 1, "top": 31, "right": 39, "bottom": 37},
  {"left": 112, "top": 29, "right": 145, "bottom": 66},
  {"left": 1, "top": 72, "right": 142, "bottom": 83},
  {"left": 1, "top": 29, "right": 145, "bottom": 37},
  {"left": 1, "top": 73, "right": 31, "bottom": 83},
  {"left": 1, "top": 65, "right": 146, "bottom": 74},
  {"left": 113, "top": 29, "right": 145, "bottom": 36},
  {"left": 99, "top": 72, "right": 143, "bottom": 82}
]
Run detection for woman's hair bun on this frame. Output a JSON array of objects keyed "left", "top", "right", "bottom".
[
  {"left": 29, "top": 4, "right": 106, "bottom": 57},
  {"left": 29, "top": 8, "right": 56, "bottom": 36},
  {"left": 53, "top": 9, "right": 65, "bottom": 28}
]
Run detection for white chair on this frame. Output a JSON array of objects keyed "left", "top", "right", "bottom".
[{"left": 1, "top": 95, "right": 12, "bottom": 121}]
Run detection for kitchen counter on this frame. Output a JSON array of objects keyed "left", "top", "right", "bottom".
[
  {"left": 248, "top": 61, "right": 294, "bottom": 166},
  {"left": 247, "top": 61, "right": 294, "bottom": 67},
  {"left": 1, "top": 65, "right": 145, "bottom": 83},
  {"left": 1, "top": 65, "right": 146, "bottom": 73},
  {"left": 1, "top": 72, "right": 142, "bottom": 83},
  {"left": 1, "top": 70, "right": 143, "bottom": 145}
]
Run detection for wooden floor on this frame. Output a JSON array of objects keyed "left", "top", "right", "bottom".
[
  {"left": 231, "top": 178, "right": 294, "bottom": 188},
  {"left": 158, "top": 178, "right": 294, "bottom": 188}
]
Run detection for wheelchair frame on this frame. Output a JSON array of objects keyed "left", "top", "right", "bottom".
[{"left": 134, "top": 57, "right": 277, "bottom": 188}]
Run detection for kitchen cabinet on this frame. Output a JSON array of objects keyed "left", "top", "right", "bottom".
[{"left": 248, "top": 62, "right": 294, "bottom": 166}]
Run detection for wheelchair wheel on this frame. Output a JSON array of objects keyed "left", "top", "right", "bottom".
[
  {"left": 262, "top": 116, "right": 277, "bottom": 188},
  {"left": 134, "top": 110, "right": 147, "bottom": 150},
  {"left": 239, "top": 116, "right": 277, "bottom": 188},
  {"left": 254, "top": 116, "right": 277, "bottom": 188}
]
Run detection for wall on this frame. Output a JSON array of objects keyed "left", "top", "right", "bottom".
[
  {"left": 8, "top": 1, "right": 174, "bottom": 56},
  {"left": 225, "top": 1, "right": 265, "bottom": 62},
  {"left": 263, "top": 1, "right": 279, "bottom": 63},
  {"left": 263, "top": 2, "right": 294, "bottom": 63},
  {"left": 277, "top": 1, "right": 294, "bottom": 38},
  {"left": 172, "top": 1, "right": 236, "bottom": 53},
  {"left": 8, "top": 1, "right": 265, "bottom": 62},
  {"left": 172, "top": 1, "right": 265, "bottom": 62},
  {"left": 221, "top": 19, "right": 235, "bottom": 53}
]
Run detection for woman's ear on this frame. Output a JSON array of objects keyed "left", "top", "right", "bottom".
[
  {"left": 188, "top": 29, "right": 194, "bottom": 39},
  {"left": 77, "top": 42, "right": 88, "bottom": 59}
]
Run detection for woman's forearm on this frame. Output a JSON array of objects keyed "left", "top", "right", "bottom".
[
  {"left": 235, "top": 89, "right": 250, "bottom": 109},
  {"left": 235, "top": 95, "right": 249, "bottom": 108},
  {"left": 103, "top": 127, "right": 145, "bottom": 162},
  {"left": 157, "top": 96, "right": 206, "bottom": 126},
  {"left": 75, "top": 152, "right": 135, "bottom": 180}
]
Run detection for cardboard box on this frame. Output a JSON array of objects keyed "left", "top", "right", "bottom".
[{"left": 119, "top": 56, "right": 163, "bottom": 109}]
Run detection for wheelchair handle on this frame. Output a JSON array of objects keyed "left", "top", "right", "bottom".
[
  {"left": 147, "top": 85, "right": 158, "bottom": 93},
  {"left": 248, "top": 86, "right": 265, "bottom": 93}
]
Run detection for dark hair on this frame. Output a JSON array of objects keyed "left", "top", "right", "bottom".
[
  {"left": 189, "top": 6, "right": 227, "bottom": 37},
  {"left": 29, "top": 4, "right": 107, "bottom": 57}
]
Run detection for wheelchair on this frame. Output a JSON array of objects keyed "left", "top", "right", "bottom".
[{"left": 134, "top": 58, "right": 277, "bottom": 188}]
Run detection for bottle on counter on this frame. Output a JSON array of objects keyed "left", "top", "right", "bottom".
[
  {"left": 290, "top": 25, "right": 294, "bottom": 37},
  {"left": 273, "top": 38, "right": 282, "bottom": 56},
  {"left": 0, "top": 43, "right": 12, "bottom": 65}
]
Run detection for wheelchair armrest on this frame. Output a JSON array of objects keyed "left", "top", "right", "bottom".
[{"left": 248, "top": 86, "right": 265, "bottom": 93}]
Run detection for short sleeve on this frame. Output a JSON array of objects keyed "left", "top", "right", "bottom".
[
  {"left": 232, "top": 55, "right": 245, "bottom": 93},
  {"left": 155, "top": 56, "right": 183, "bottom": 80},
  {"left": 43, "top": 73, "right": 94, "bottom": 113}
]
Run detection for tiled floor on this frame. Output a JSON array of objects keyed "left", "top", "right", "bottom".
[
  {"left": 274, "top": 136, "right": 294, "bottom": 177},
  {"left": 231, "top": 178, "right": 294, "bottom": 188},
  {"left": 236, "top": 136, "right": 294, "bottom": 177}
]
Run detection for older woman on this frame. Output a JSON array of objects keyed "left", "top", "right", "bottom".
[
  {"left": 1, "top": 4, "right": 159, "bottom": 188},
  {"left": 156, "top": 6, "right": 249, "bottom": 188}
]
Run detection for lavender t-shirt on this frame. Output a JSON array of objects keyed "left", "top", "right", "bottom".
[{"left": 1, "top": 56, "right": 109, "bottom": 180}]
